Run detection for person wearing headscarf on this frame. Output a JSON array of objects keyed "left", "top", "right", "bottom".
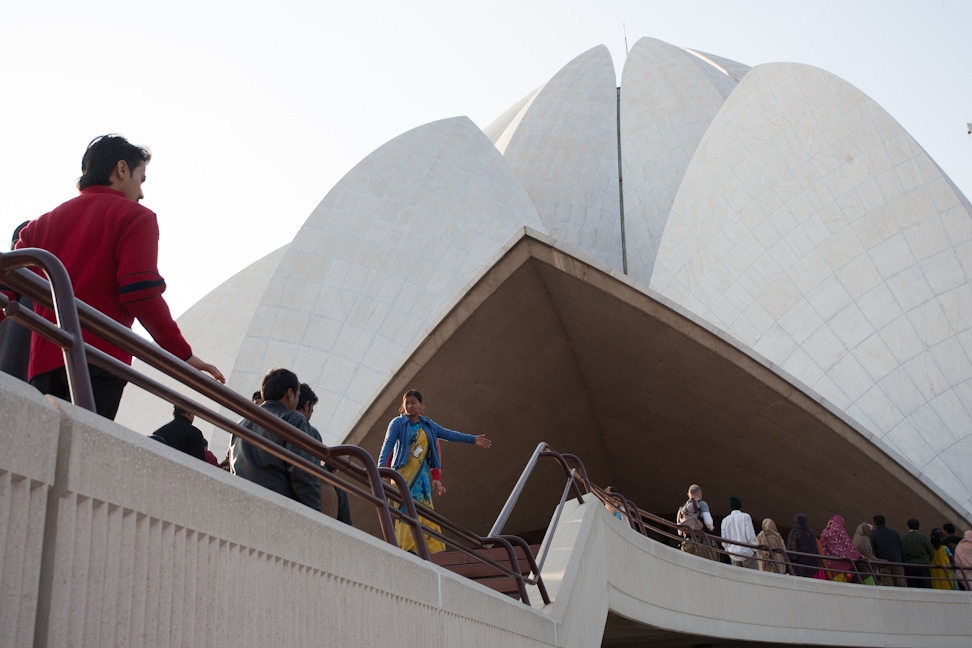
[
  {"left": 852, "top": 522, "right": 880, "bottom": 584},
  {"left": 954, "top": 530, "right": 972, "bottom": 591},
  {"left": 786, "top": 514, "right": 823, "bottom": 578},
  {"left": 929, "top": 528, "right": 956, "bottom": 590},
  {"left": 755, "top": 518, "right": 788, "bottom": 574},
  {"left": 820, "top": 515, "right": 861, "bottom": 583}
]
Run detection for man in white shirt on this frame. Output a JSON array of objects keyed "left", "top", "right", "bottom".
[{"left": 721, "top": 496, "right": 758, "bottom": 568}]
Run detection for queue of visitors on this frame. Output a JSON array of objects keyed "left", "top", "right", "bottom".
[{"left": 662, "top": 484, "right": 971, "bottom": 589}]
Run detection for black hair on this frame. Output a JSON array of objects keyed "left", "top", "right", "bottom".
[
  {"left": 173, "top": 405, "right": 192, "bottom": 418},
  {"left": 261, "top": 368, "right": 299, "bottom": 401},
  {"left": 930, "top": 528, "right": 943, "bottom": 549},
  {"left": 252, "top": 391, "right": 262, "bottom": 402},
  {"left": 873, "top": 515, "right": 886, "bottom": 526},
  {"left": 11, "top": 221, "right": 29, "bottom": 250},
  {"left": 399, "top": 389, "right": 423, "bottom": 414},
  {"left": 943, "top": 522, "right": 956, "bottom": 534},
  {"left": 297, "top": 383, "right": 318, "bottom": 412},
  {"left": 907, "top": 518, "right": 920, "bottom": 531},
  {"left": 78, "top": 134, "right": 151, "bottom": 191}
]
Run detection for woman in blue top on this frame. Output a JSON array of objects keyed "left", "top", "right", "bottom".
[{"left": 378, "top": 389, "right": 492, "bottom": 553}]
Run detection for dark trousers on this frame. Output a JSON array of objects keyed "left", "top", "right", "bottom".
[
  {"left": 904, "top": 563, "right": 932, "bottom": 588},
  {"left": 30, "top": 364, "right": 127, "bottom": 420}
]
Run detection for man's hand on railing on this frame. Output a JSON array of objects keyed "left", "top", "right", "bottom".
[{"left": 186, "top": 354, "right": 226, "bottom": 383}]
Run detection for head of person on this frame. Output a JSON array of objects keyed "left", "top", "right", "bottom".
[
  {"left": 78, "top": 134, "right": 151, "bottom": 201},
  {"left": 762, "top": 518, "right": 779, "bottom": 534},
  {"left": 604, "top": 486, "right": 624, "bottom": 508},
  {"left": 260, "top": 368, "right": 300, "bottom": 409},
  {"left": 11, "top": 221, "right": 29, "bottom": 251},
  {"left": 173, "top": 405, "right": 193, "bottom": 422},
  {"left": 729, "top": 496, "right": 742, "bottom": 511},
  {"left": 296, "top": 383, "right": 318, "bottom": 421},
  {"left": 907, "top": 518, "right": 920, "bottom": 531},
  {"left": 873, "top": 515, "right": 886, "bottom": 527},
  {"left": 793, "top": 513, "right": 808, "bottom": 529},
  {"left": 399, "top": 389, "right": 424, "bottom": 418},
  {"left": 687, "top": 484, "right": 701, "bottom": 500},
  {"left": 930, "top": 528, "right": 943, "bottom": 549},
  {"left": 251, "top": 390, "right": 263, "bottom": 405},
  {"left": 943, "top": 522, "right": 956, "bottom": 535}
]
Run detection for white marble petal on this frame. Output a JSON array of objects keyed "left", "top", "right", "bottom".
[
  {"left": 499, "top": 45, "right": 623, "bottom": 271},
  {"left": 652, "top": 62, "right": 972, "bottom": 512}
]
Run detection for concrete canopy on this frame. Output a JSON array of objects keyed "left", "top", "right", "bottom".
[{"left": 344, "top": 231, "right": 963, "bottom": 540}]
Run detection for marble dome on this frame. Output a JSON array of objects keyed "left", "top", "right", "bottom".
[{"left": 116, "top": 37, "right": 972, "bottom": 524}]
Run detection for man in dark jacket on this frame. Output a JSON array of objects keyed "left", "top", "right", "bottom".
[
  {"left": 150, "top": 406, "right": 207, "bottom": 460},
  {"left": 870, "top": 515, "right": 906, "bottom": 587},
  {"left": 901, "top": 518, "right": 935, "bottom": 588},
  {"left": 229, "top": 368, "right": 321, "bottom": 512}
]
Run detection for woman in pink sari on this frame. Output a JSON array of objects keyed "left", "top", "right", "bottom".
[
  {"left": 820, "top": 515, "right": 861, "bottom": 583},
  {"left": 954, "top": 530, "right": 972, "bottom": 591}
]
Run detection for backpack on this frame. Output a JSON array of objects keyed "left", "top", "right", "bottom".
[{"left": 677, "top": 498, "right": 704, "bottom": 534}]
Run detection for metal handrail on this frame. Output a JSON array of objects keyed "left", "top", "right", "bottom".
[
  {"left": 0, "top": 251, "right": 94, "bottom": 410},
  {"left": 489, "top": 442, "right": 589, "bottom": 538},
  {"left": 591, "top": 486, "right": 970, "bottom": 588},
  {"left": 0, "top": 248, "right": 544, "bottom": 604}
]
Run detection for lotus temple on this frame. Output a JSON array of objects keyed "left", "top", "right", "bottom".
[{"left": 5, "top": 37, "right": 972, "bottom": 646}]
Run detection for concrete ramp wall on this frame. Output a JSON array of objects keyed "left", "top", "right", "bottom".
[
  {"left": 0, "top": 374, "right": 554, "bottom": 648},
  {"left": 541, "top": 499, "right": 972, "bottom": 647}
]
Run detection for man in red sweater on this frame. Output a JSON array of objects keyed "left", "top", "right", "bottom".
[{"left": 12, "top": 134, "right": 224, "bottom": 419}]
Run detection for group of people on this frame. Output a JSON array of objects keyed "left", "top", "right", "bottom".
[
  {"left": 146, "top": 367, "right": 494, "bottom": 548},
  {"left": 671, "top": 485, "right": 972, "bottom": 590},
  {"left": 226, "top": 374, "right": 490, "bottom": 551}
]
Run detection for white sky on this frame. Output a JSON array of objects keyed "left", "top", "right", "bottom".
[{"left": 2, "top": 0, "right": 970, "bottom": 320}]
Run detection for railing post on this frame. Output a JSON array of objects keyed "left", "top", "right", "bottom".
[{"left": 0, "top": 250, "right": 95, "bottom": 412}]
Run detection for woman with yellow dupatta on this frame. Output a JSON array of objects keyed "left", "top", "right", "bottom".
[{"left": 378, "top": 389, "right": 492, "bottom": 553}]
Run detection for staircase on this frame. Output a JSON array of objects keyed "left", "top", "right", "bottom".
[{"left": 431, "top": 544, "right": 540, "bottom": 600}]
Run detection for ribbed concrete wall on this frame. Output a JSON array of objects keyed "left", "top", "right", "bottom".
[{"left": 0, "top": 377, "right": 59, "bottom": 648}]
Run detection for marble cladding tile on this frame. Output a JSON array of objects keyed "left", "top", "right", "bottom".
[
  {"left": 922, "top": 457, "right": 972, "bottom": 512},
  {"left": 778, "top": 299, "right": 826, "bottom": 343},
  {"left": 928, "top": 336, "right": 971, "bottom": 385},
  {"left": 829, "top": 353, "right": 873, "bottom": 402},
  {"left": 880, "top": 366, "right": 927, "bottom": 416},
  {"left": 855, "top": 384, "right": 905, "bottom": 433},
  {"left": 921, "top": 250, "right": 966, "bottom": 296},
  {"left": 886, "top": 266, "right": 934, "bottom": 312},
  {"left": 877, "top": 316, "right": 924, "bottom": 364},
  {"left": 804, "top": 324, "right": 846, "bottom": 371},
  {"left": 886, "top": 419, "right": 937, "bottom": 468},
  {"left": 902, "top": 352, "right": 951, "bottom": 403},
  {"left": 929, "top": 390, "right": 972, "bottom": 440},
  {"left": 869, "top": 234, "right": 915, "bottom": 277}
]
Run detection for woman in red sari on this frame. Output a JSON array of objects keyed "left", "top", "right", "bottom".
[{"left": 820, "top": 515, "right": 861, "bottom": 582}]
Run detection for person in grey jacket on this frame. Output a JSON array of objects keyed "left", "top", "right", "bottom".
[{"left": 230, "top": 368, "right": 321, "bottom": 512}]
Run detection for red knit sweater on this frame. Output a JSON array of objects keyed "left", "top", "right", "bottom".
[{"left": 14, "top": 186, "right": 191, "bottom": 379}]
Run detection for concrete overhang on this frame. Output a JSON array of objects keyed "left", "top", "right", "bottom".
[{"left": 345, "top": 230, "right": 965, "bottom": 540}]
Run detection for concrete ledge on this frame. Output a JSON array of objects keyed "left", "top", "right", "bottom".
[{"left": 544, "top": 501, "right": 972, "bottom": 647}]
